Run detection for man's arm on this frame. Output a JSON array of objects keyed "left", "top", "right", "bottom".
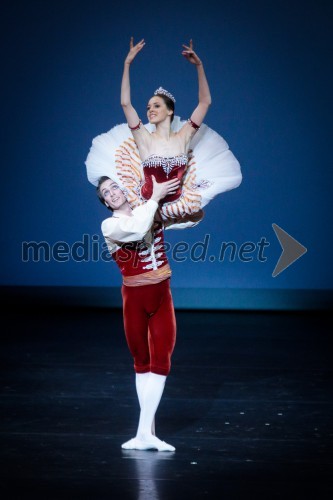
[
  {"left": 102, "top": 199, "right": 159, "bottom": 243},
  {"left": 102, "top": 176, "right": 180, "bottom": 243}
]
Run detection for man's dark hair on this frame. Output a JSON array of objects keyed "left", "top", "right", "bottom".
[{"left": 96, "top": 176, "right": 113, "bottom": 211}]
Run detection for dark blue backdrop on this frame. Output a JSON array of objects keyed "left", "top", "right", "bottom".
[{"left": 1, "top": 0, "right": 332, "bottom": 299}]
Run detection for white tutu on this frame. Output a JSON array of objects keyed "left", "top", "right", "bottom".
[{"left": 85, "top": 116, "right": 242, "bottom": 222}]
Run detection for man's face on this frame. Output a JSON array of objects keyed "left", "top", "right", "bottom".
[{"left": 100, "top": 180, "right": 127, "bottom": 211}]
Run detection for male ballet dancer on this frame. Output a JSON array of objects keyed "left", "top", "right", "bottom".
[{"left": 98, "top": 174, "right": 201, "bottom": 451}]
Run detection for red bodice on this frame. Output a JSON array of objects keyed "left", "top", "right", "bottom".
[{"left": 141, "top": 154, "right": 188, "bottom": 203}]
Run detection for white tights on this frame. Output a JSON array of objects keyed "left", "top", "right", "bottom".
[
  {"left": 121, "top": 372, "right": 175, "bottom": 451},
  {"left": 135, "top": 372, "right": 155, "bottom": 435}
]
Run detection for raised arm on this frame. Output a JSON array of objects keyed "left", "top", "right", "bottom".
[
  {"left": 179, "top": 40, "right": 212, "bottom": 142},
  {"left": 121, "top": 37, "right": 145, "bottom": 127},
  {"left": 121, "top": 37, "right": 151, "bottom": 154}
]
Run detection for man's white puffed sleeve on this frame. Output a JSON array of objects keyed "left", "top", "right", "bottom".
[{"left": 101, "top": 199, "right": 159, "bottom": 243}]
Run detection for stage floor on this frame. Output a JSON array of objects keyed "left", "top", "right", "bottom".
[{"left": 1, "top": 307, "right": 333, "bottom": 499}]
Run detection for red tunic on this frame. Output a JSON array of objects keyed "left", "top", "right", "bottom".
[{"left": 112, "top": 222, "right": 169, "bottom": 277}]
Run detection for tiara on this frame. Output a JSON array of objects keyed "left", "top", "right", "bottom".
[{"left": 154, "top": 87, "right": 176, "bottom": 103}]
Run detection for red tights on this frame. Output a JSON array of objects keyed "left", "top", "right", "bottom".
[{"left": 121, "top": 278, "right": 176, "bottom": 376}]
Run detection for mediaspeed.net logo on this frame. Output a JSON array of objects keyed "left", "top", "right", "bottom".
[
  {"left": 271, "top": 223, "right": 307, "bottom": 277},
  {"left": 21, "top": 223, "right": 307, "bottom": 278}
]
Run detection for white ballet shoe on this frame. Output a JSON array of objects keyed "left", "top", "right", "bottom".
[
  {"left": 121, "top": 438, "right": 138, "bottom": 450},
  {"left": 121, "top": 436, "right": 175, "bottom": 452}
]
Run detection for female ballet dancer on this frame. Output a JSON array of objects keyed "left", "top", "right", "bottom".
[{"left": 85, "top": 38, "right": 242, "bottom": 224}]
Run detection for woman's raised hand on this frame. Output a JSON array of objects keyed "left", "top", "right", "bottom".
[
  {"left": 125, "top": 37, "right": 145, "bottom": 64},
  {"left": 182, "top": 39, "right": 202, "bottom": 66}
]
